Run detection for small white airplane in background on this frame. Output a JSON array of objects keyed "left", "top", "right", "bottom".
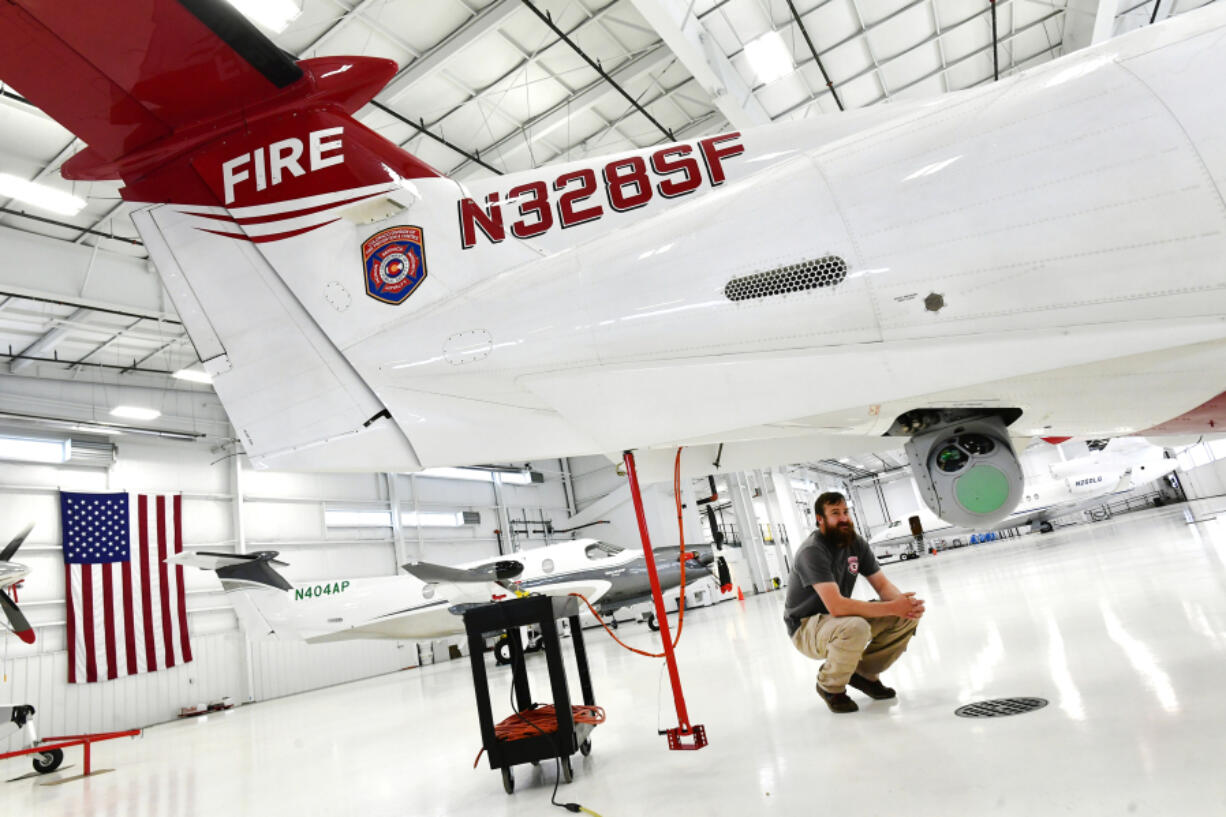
[
  {"left": 0, "top": 524, "right": 35, "bottom": 644},
  {"left": 3, "top": 3, "right": 1226, "bottom": 531},
  {"left": 171, "top": 539, "right": 716, "bottom": 643},
  {"left": 869, "top": 439, "right": 1180, "bottom": 551}
]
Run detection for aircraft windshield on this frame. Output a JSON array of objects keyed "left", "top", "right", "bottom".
[{"left": 584, "top": 542, "right": 625, "bottom": 560}]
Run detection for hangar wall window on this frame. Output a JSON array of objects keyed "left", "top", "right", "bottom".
[
  {"left": 725, "top": 255, "right": 848, "bottom": 301},
  {"left": 325, "top": 509, "right": 477, "bottom": 528}
]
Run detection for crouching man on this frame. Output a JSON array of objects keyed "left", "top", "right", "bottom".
[{"left": 784, "top": 492, "right": 925, "bottom": 713}]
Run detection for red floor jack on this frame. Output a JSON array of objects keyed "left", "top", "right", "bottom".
[
  {"left": 0, "top": 703, "right": 140, "bottom": 781},
  {"left": 623, "top": 450, "right": 708, "bottom": 751}
]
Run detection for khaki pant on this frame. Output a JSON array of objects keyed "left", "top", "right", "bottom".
[{"left": 791, "top": 613, "right": 918, "bottom": 693}]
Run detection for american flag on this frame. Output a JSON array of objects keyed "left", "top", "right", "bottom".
[{"left": 60, "top": 492, "right": 192, "bottom": 683}]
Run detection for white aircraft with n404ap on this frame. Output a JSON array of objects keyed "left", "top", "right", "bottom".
[
  {"left": 3, "top": 2, "right": 1226, "bottom": 529},
  {"left": 170, "top": 539, "right": 715, "bottom": 642}
]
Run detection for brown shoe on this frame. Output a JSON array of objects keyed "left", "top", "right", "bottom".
[
  {"left": 816, "top": 683, "right": 859, "bottom": 713},
  {"left": 848, "top": 672, "right": 896, "bottom": 700}
]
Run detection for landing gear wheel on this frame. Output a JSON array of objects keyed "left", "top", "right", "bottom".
[
  {"left": 1039, "top": 521, "right": 1054, "bottom": 534},
  {"left": 494, "top": 637, "right": 511, "bottom": 665},
  {"left": 579, "top": 738, "right": 592, "bottom": 757},
  {"left": 501, "top": 767, "right": 514, "bottom": 794},
  {"left": 560, "top": 756, "right": 573, "bottom": 783},
  {"left": 646, "top": 613, "right": 660, "bottom": 632},
  {"left": 33, "top": 748, "right": 64, "bottom": 774}
]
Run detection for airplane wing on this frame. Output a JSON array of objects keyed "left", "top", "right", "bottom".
[
  {"left": 401, "top": 560, "right": 524, "bottom": 606},
  {"left": 401, "top": 560, "right": 524, "bottom": 584}
]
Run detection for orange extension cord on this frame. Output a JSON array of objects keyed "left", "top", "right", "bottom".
[
  {"left": 566, "top": 446, "right": 690, "bottom": 658},
  {"left": 472, "top": 705, "right": 607, "bottom": 767}
]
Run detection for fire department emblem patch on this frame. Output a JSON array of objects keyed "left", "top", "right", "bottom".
[
  {"left": 362, "top": 225, "right": 427, "bottom": 304},
  {"left": 847, "top": 556, "right": 859, "bottom": 575}
]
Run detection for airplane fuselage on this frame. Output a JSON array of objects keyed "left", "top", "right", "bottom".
[{"left": 134, "top": 8, "right": 1226, "bottom": 476}]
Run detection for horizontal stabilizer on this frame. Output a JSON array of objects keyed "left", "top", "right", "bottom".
[
  {"left": 169, "top": 550, "right": 292, "bottom": 592},
  {"left": 402, "top": 560, "right": 524, "bottom": 584}
]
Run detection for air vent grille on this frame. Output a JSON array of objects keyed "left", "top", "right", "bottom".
[
  {"left": 68, "top": 436, "right": 117, "bottom": 466},
  {"left": 724, "top": 255, "right": 848, "bottom": 301}
]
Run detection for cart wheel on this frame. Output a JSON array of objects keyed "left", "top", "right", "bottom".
[
  {"left": 33, "top": 748, "right": 64, "bottom": 774},
  {"left": 501, "top": 767, "right": 514, "bottom": 794},
  {"left": 579, "top": 738, "right": 592, "bottom": 757},
  {"left": 560, "top": 756, "right": 573, "bottom": 783},
  {"left": 646, "top": 613, "right": 660, "bottom": 632},
  {"left": 494, "top": 637, "right": 511, "bottom": 665}
]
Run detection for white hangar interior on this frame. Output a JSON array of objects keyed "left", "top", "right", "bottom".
[{"left": 1, "top": 1, "right": 1225, "bottom": 816}]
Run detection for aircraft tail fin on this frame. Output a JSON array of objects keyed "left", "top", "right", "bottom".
[
  {"left": 169, "top": 550, "right": 295, "bottom": 639},
  {"left": 1, "top": 0, "right": 440, "bottom": 472}
]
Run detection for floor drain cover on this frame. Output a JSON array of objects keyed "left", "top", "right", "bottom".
[{"left": 955, "top": 697, "right": 1048, "bottom": 718}]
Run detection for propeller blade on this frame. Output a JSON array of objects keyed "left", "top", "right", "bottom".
[
  {"left": 0, "top": 523, "right": 34, "bottom": 563},
  {"left": 0, "top": 591, "right": 35, "bottom": 644}
]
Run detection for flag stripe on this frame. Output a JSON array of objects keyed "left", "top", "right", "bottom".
[
  {"left": 174, "top": 495, "right": 192, "bottom": 662},
  {"left": 138, "top": 494, "right": 158, "bottom": 672},
  {"left": 64, "top": 563, "right": 77, "bottom": 684},
  {"left": 81, "top": 563, "right": 98, "bottom": 683},
  {"left": 121, "top": 560, "right": 138, "bottom": 675},
  {"left": 102, "top": 565, "right": 118, "bottom": 681},
  {"left": 157, "top": 496, "right": 175, "bottom": 668}
]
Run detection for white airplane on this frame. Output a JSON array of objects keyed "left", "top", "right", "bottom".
[
  {"left": 869, "top": 439, "right": 1180, "bottom": 550},
  {"left": 2, "top": 3, "right": 1226, "bottom": 530},
  {"left": 171, "top": 539, "right": 715, "bottom": 643},
  {"left": 0, "top": 524, "right": 35, "bottom": 644}
]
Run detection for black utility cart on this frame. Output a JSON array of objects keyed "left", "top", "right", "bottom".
[{"left": 463, "top": 595, "right": 598, "bottom": 794}]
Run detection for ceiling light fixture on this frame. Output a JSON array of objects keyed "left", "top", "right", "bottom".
[
  {"left": 745, "top": 31, "right": 794, "bottom": 86},
  {"left": 225, "top": 0, "right": 301, "bottom": 33},
  {"left": 172, "top": 368, "right": 213, "bottom": 384},
  {"left": 0, "top": 173, "right": 87, "bottom": 216},
  {"left": 110, "top": 406, "right": 162, "bottom": 421}
]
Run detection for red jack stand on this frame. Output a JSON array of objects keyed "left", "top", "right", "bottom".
[{"left": 623, "top": 450, "right": 708, "bottom": 751}]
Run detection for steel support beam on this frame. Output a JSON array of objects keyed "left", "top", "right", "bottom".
[
  {"left": 448, "top": 43, "right": 675, "bottom": 174},
  {"left": 379, "top": 0, "right": 522, "bottom": 104},
  {"left": 1063, "top": 0, "right": 1122, "bottom": 54},
  {"left": 785, "top": 0, "right": 843, "bottom": 110},
  {"left": 9, "top": 307, "right": 88, "bottom": 373},
  {"left": 630, "top": 0, "right": 770, "bottom": 129},
  {"left": 521, "top": 0, "right": 674, "bottom": 139}
]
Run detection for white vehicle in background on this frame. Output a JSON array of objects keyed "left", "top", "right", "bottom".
[
  {"left": 869, "top": 439, "right": 1180, "bottom": 553},
  {"left": 172, "top": 538, "right": 717, "bottom": 643}
]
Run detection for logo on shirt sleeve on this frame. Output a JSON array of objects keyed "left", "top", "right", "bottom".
[{"left": 848, "top": 556, "right": 859, "bottom": 575}]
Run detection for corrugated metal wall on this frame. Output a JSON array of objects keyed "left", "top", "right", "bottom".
[
  {"left": 1, "top": 631, "right": 243, "bottom": 753},
  {"left": 247, "top": 639, "right": 416, "bottom": 701}
]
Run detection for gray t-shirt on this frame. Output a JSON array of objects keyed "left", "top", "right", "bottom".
[{"left": 783, "top": 529, "right": 880, "bottom": 635}]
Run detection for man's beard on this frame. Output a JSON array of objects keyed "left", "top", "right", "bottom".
[{"left": 829, "top": 521, "right": 856, "bottom": 547}]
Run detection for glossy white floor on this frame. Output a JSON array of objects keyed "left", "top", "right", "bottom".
[{"left": 7, "top": 499, "right": 1226, "bottom": 817}]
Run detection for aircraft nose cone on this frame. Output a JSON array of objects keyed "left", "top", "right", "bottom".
[{"left": 0, "top": 561, "right": 28, "bottom": 582}]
